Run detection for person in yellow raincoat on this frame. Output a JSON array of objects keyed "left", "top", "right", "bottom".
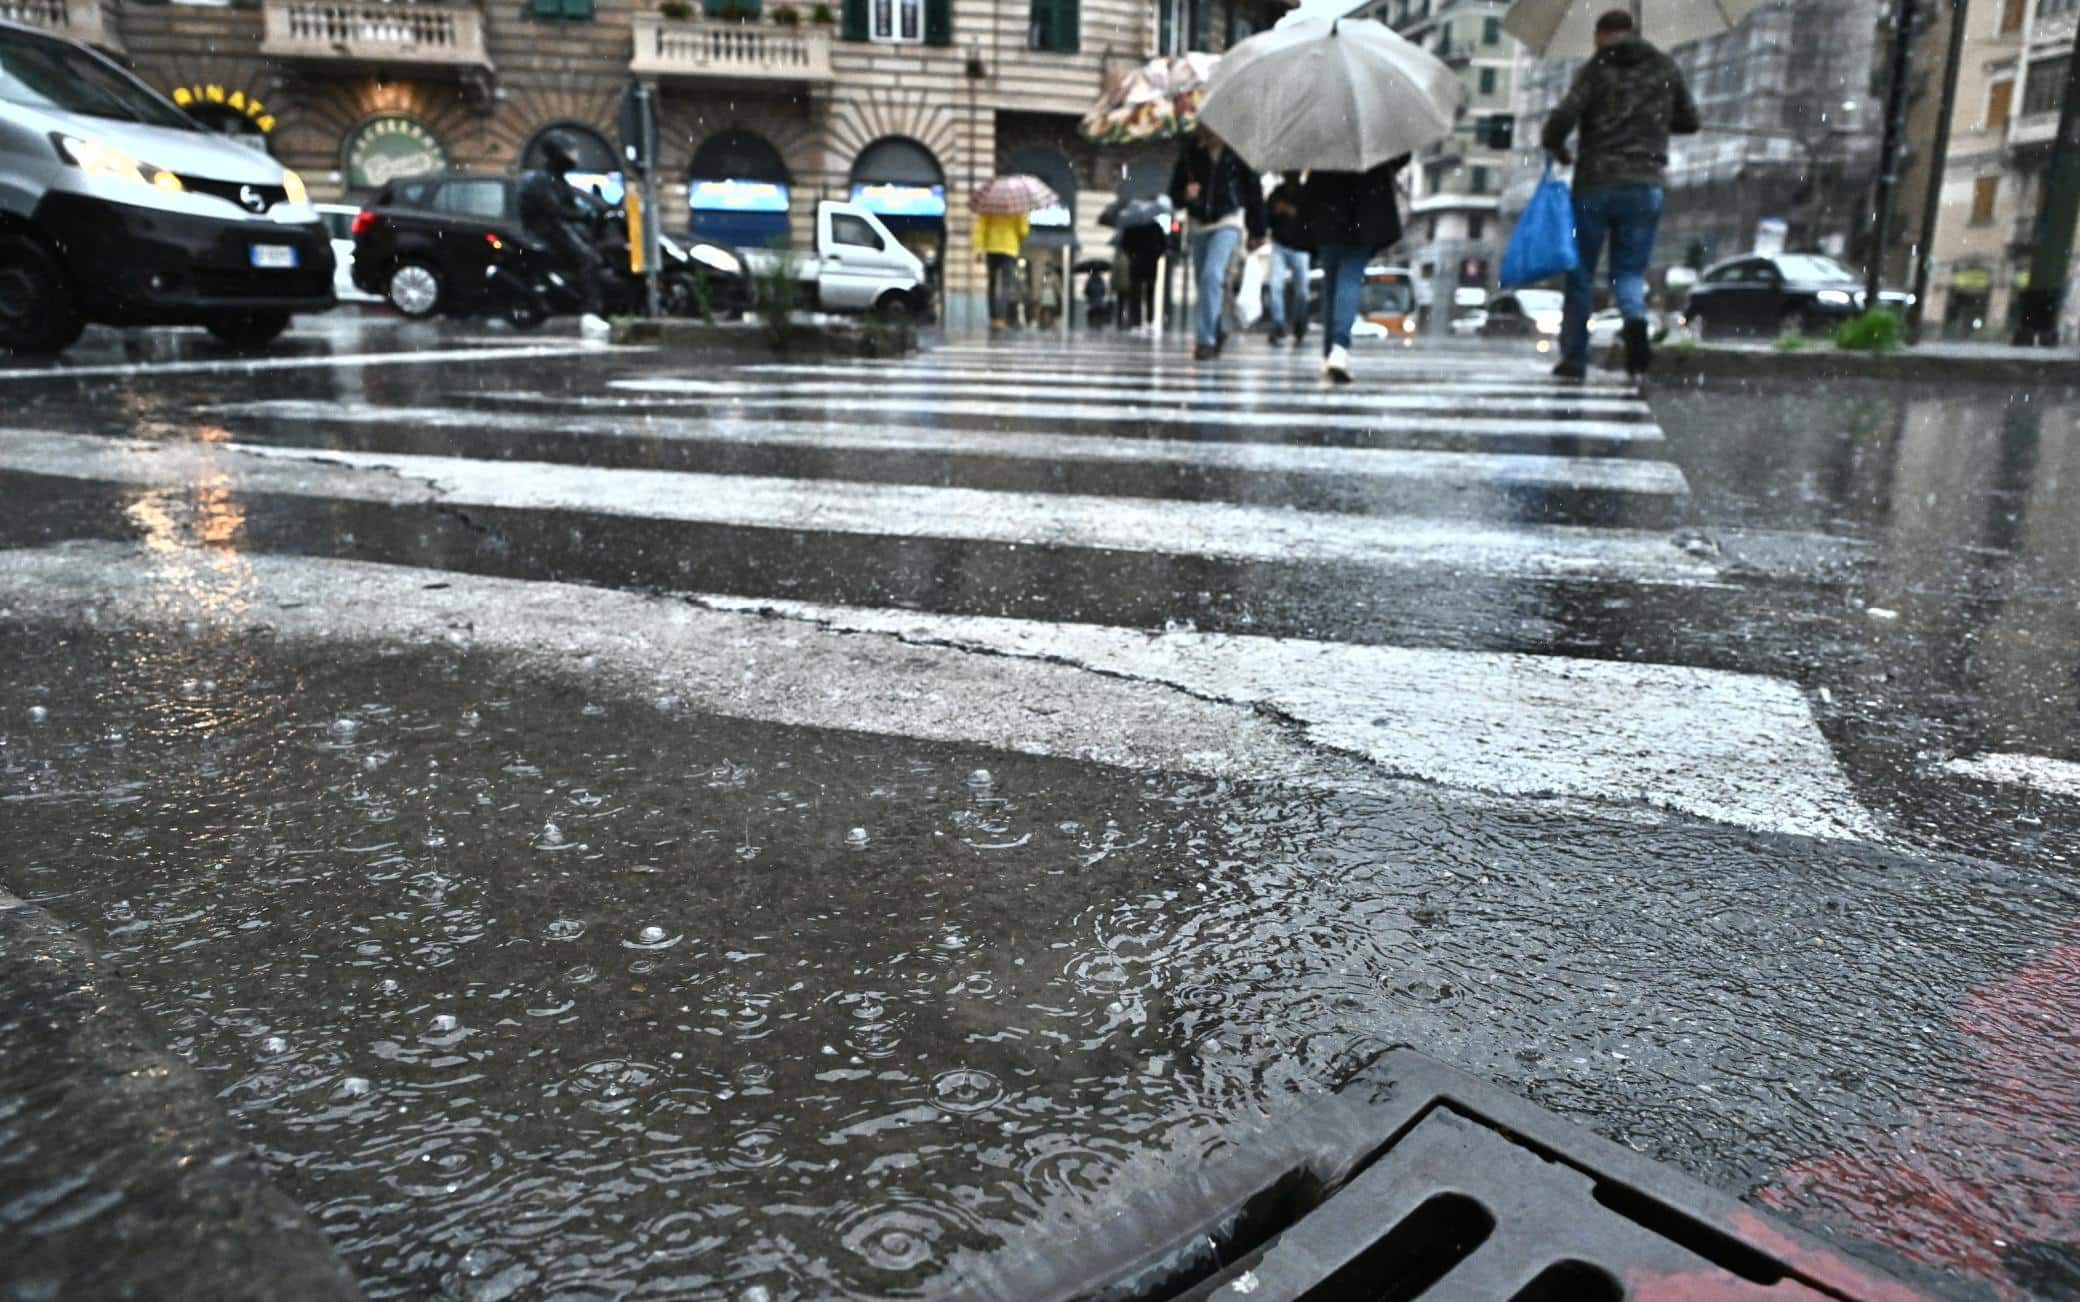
[{"left": 973, "top": 211, "right": 1030, "bottom": 331}]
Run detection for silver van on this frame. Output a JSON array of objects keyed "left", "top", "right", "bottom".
[{"left": 0, "top": 20, "right": 334, "bottom": 353}]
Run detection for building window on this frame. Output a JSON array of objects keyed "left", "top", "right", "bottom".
[
  {"left": 1468, "top": 214, "right": 1485, "bottom": 241},
  {"left": 1029, "top": 0, "right": 1077, "bottom": 50},
  {"left": 1478, "top": 67, "right": 1497, "bottom": 95},
  {"left": 872, "top": 0, "right": 922, "bottom": 41},
  {"left": 1988, "top": 78, "right": 2014, "bottom": 128},
  {"left": 2039, "top": 0, "right": 2078, "bottom": 17},
  {"left": 1470, "top": 165, "right": 1489, "bottom": 194},
  {"left": 1970, "top": 175, "right": 1999, "bottom": 226},
  {"left": 2024, "top": 57, "right": 2068, "bottom": 116},
  {"left": 2000, "top": 0, "right": 2026, "bottom": 31},
  {"left": 531, "top": 0, "right": 593, "bottom": 18},
  {"left": 1482, "top": 15, "right": 1499, "bottom": 43}
]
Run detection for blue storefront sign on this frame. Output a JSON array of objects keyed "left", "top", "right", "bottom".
[
  {"left": 689, "top": 178, "right": 791, "bottom": 248},
  {"left": 849, "top": 182, "right": 946, "bottom": 218}
]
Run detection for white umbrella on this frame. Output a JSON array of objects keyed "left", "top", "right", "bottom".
[
  {"left": 1501, "top": 0, "right": 1769, "bottom": 58},
  {"left": 1196, "top": 16, "right": 1463, "bottom": 173}
]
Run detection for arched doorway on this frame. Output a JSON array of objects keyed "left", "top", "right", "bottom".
[
  {"left": 688, "top": 128, "right": 793, "bottom": 249},
  {"left": 849, "top": 136, "right": 945, "bottom": 286},
  {"left": 521, "top": 122, "right": 622, "bottom": 203}
]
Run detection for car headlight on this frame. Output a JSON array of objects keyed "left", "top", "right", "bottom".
[
  {"left": 52, "top": 133, "right": 181, "bottom": 193},
  {"left": 1533, "top": 313, "right": 1563, "bottom": 334},
  {"left": 282, "top": 169, "right": 308, "bottom": 207},
  {"left": 1817, "top": 289, "right": 1853, "bottom": 306}
]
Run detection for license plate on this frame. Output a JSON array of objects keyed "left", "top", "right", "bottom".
[{"left": 250, "top": 244, "right": 298, "bottom": 269}]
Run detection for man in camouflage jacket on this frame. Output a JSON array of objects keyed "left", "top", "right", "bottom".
[{"left": 1541, "top": 7, "right": 1701, "bottom": 380}]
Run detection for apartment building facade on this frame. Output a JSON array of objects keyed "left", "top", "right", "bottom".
[
  {"left": 1503, "top": 0, "right": 1881, "bottom": 291},
  {"left": 1922, "top": 0, "right": 2078, "bottom": 338},
  {"left": 1342, "top": 0, "right": 1515, "bottom": 286},
  {"left": 25, "top": 0, "right": 1271, "bottom": 326}
]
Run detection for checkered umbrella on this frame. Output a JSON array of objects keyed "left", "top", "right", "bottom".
[{"left": 969, "top": 174, "right": 1061, "bottom": 216}]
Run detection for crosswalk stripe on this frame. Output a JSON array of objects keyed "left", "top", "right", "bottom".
[
  {"left": 205, "top": 400, "right": 1692, "bottom": 498},
  {"left": 606, "top": 377, "right": 1653, "bottom": 417},
  {"left": 0, "top": 429, "right": 1720, "bottom": 585},
  {"left": 0, "top": 541, "right": 1872, "bottom": 842},
  {"left": 0, "top": 342, "right": 629, "bottom": 383},
  {"left": 492, "top": 394, "right": 1665, "bottom": 442},
  {"left": 736, "top": 361, "right": 1640, "bottom": 396}
]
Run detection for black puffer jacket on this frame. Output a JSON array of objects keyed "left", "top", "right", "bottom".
[
  {"left": 1293, "top": 155, "right": 1409, "bottom": 256},
  {"left": 1167, "top": 139, "right": 1267, "bottom": 237}
]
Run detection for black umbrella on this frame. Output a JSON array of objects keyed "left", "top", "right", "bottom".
[
  {"left": 1074, "top": 258, "right": 1112, "bottom": 274},
  {"left": 1098, "top": 195, "right": 1172, "bottom": 229}
]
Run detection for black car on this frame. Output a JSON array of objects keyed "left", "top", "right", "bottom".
[
  {"left": 1683, "top": 253, "right": 1910, "bottom": 337},
  {"left": 350, "top": 173, "right": 740, "bottom": 319}
]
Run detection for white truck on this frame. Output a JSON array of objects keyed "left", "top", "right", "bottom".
[{"left": 738, "top": 200, "right": 931, "bottom": 321}]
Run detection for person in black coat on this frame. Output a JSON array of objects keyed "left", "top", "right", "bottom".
[
  {"left": 1265, "top": 173, "right": 1311, "bottom": 345},
  {"left": 1168, "top": 127, "right": 1267, "bottom": 359},
  {"left": 1295, "top": 154, "right": 1409, "bottom": 382}
]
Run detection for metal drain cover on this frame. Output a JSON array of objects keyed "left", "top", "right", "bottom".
[{"left": 968, "top": 1050, "right": 1950, "bottom": 1301}]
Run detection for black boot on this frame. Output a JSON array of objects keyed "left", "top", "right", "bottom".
[{"left": 1622, "top": 317, "right": 1652, "bottom": 378}]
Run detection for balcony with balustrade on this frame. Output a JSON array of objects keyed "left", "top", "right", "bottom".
[
  {"left": 0, "top": 0, "right": 121, "bottom": 52},
  {"left": 629, "top": 13, "right": 833, "bottom": 84},
  {"left": 259, "top": 0, "right": 490, "bottom": 70}
]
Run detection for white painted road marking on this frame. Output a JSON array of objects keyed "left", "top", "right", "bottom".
[
  {"left": 0, "top": 430, "right": 1723, "bottom": 584},
  {"left": 0, "top": 342, "right": 631, "bottom": 383},
  {"left": 740, "top": 360, "right": 1640, "bottom": 395},
  {"left": 0, "top": 542, "right": 1877, "bottom": 842},
  {"left": 607, "top": 376, "right": 1653, "bottom": 417},
  {"left": 1941, "top": 752, "right": 2080, "bottom": 800},
  {"left": 208, "top": 400, "right": 1691, "bottom": 498}
]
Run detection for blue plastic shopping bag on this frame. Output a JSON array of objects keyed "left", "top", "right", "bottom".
[{"left": 1499, "top": 164, "right": 1578, "bottom": 289}]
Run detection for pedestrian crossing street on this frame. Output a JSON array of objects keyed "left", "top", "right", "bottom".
[{"left": 0, "top": 336, "right": 1879, "bottom": 843}]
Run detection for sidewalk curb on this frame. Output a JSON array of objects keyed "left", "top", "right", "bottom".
[
  {"left": 0, "top": 890, "right": 364, "bottom": 1300},
  {"left": 1654, "top": 345, "right": 2080, "bottom": 386},
  {"left": 610, "top": 316, "right": 920, "bottom": 358}
]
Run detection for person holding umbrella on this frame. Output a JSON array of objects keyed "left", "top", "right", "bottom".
[
  {"left": 1195, "top": 13, "right": 1462, "bottom": 379},
  {"left": 1265, "top": 172, "right": 1310, "bottom": 347},
  {"left": 1168, "top": 126, "right": 1266, "bottom": 361},
  {"left": 1538, "top": 8, "right": 1700, "bottom": 380}
]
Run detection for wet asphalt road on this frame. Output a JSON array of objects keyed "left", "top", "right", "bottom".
[{"left": 2, "top": 316, "right": 2079, "bottom": 1299}]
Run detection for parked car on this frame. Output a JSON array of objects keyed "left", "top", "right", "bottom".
[
  {"left": 738, "top": 200, "right": 932, "bottom": 320},
  {"left": 1683, "top": 253, "right": 1910, "bottom": 337},
  {"left": 1480, "top": 288, "right": 1565, "bottom": 339},
  {"left": 0, "top": 18, "right": 333, "bottom": 352},
  {"left": 1359, "top": 264, "right": 1419, "bottom": 337},
  {"left": 315, "top": 202, "right": 378, "bottom": 304},
  {"left": 350, "top": 172, "right": 740, "bottom": 320}
]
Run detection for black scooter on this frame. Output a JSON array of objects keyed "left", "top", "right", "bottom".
[{"left": 487, "top": 215, "right": 744, "bottom": 330}]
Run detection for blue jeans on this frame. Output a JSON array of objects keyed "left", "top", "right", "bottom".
[
  {"left": 1316, "top": 244, "right": 1369, "bottom": 354},
  {"left": 1562, "top": 184, "right": 1663, "bottom": 369},
  {"left": 1267, "top": 242, "right": 1311, "bottom": 332},
  {"left": 1189, "top": 224, "right": 1242, "bottom": 348}
]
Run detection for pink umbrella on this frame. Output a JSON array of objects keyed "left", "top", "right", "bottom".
[{"left": 969, "top": 174, "right": 1060, "bottom": 216}]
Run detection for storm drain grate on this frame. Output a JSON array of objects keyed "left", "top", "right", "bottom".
[{"left": 969, "top": 1051, "right": 1946, "bottom": 1302}]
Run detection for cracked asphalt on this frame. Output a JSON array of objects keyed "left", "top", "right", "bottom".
[{"left": 3, "top": 317, "right": 2079, "bottom": 1299}]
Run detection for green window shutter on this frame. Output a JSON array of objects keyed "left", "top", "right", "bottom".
[
  {"left": 1031, "top": 0, "right": 1075, "bottom": 51},
  {"left": 1190, "top": 0, "right": 1209, "bottom": 49},
  {"left": 562, "top": 0, "right": 593, "bottom": 18},
  {"left": 842, "top": 0, "right": 868, "bottom": 39},
  {"left": 1159, "top": 0, "right": 1173, "bottom": 52},
  {"left": 925, "top": 0, "right": 952, "bottom": 44},
  {"left": 1482, "top": 16, "right": 1499, "bottom": 43},
  {"left": 1060, "top": 0, "right": 1078, "bottom": 51}
]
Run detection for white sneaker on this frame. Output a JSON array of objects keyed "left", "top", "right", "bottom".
[
  {"left": 1323, "top": 345, "right": 1352, "bottom": 384},
  {"left": 579, "top": 313, "right": 612, "bottom": 338}
]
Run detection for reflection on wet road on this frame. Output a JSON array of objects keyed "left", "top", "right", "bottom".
[{"left": 3, "top": 320, "right": 2080, "bottom": 1297}]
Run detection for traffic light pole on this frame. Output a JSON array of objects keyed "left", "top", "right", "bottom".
[
  {"left": 1865, "top": 0, "right": 1917, "bottom": 314},
  {"left": 2013, "top": 45, "right": 2080, "bottom": 344},
  {"left": 1908, "top": 0, "right": 1969, "bottom": 343}
]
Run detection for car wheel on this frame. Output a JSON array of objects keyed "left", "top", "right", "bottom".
[
  {"left": 386, "top": 260, "right": 444, "bottom": 319},
  {"left": 205, "top": 311, "right": 290, "bottom": 350},
  {"left": 872, "top": 290, "right": 914, "bottom": 324},
  {"left": 1780, "top": 305, "right": 1817, "bottom": 337},
  {"left": 0, "top": 234, "right": 84, "bottom": 355},
  {"left": 505, "top": 297, "right": 546, "bottom": 331}
]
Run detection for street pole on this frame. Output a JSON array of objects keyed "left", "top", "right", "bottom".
[
  {"left": 2013, "top": 45, "right": 2080, "bottom": 345},
  {"left": 1909, "top": 0, "right": 1968, "bottom": 343},
  {"left": 1865, "top": 0, "right": 1918, "bottom": 313}
]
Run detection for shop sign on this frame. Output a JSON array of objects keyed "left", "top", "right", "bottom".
[
  {"left": 171, "top": 83, "right": 274, "bottom": 134},
  {"left": 1950, "top": 267, "right": 1992, "bottom": 292},
  {"left": 690, "top": 179, "right": 790, "bottom": 212},
  {"left": 849, "top": 182, "right": 945, "bottom": 218},
  {"left": 344, "top": 116, "right": 449, "bottom": 190}
]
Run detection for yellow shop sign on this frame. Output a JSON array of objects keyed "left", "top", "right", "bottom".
[{"left": 171, "top": 84, "right": 276, "bottom": 134}]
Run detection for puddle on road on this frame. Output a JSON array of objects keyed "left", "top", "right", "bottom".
[{"left": 3, "top": 621, "right": 2077, "bottom": 1298}]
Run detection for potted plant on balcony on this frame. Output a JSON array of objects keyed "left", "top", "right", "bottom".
[
  {"left": 720, "top": 1, "right": 759, "bottom": 20},
  {"left": 810, "top": 2, "right": 835, "bottom": 23},
  {"left": 659, "top": 0, "right": 694, "bottom": 18},
  {"left": 772, "top": 4, "right": 800, "bottom": 25}
]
